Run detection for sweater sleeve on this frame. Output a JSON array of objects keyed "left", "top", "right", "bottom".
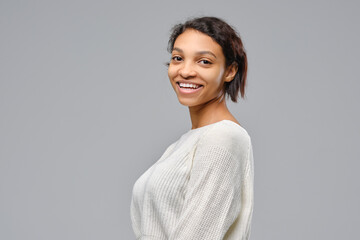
[{"left": 168, "top": 126, "right": 253, "bottom": 240}]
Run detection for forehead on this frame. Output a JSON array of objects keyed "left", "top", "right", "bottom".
[{"left": 173, "top": 29, "right": 223, "bottom": 56}]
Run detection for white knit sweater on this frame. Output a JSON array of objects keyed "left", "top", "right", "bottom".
[{"left": 130, "top": 120, "right": 254, "bottom": 240}]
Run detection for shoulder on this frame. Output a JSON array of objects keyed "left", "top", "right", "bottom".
[{"left": 198, "top": 120, "right": 252, "bottom": 158}]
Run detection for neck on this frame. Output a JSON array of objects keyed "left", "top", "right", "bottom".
[{"left": 188, "top": 95, "right": 235, "bottom": 130}]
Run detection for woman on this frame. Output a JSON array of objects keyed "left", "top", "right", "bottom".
[{"left": 130, "top": 16, "right": 254, "bottom": 240}]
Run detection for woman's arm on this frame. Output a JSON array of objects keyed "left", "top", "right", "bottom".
[{"left": 168, "top": 126, "right": 253, "bottom": 240}]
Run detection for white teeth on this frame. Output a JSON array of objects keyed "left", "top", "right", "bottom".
[{"left": 179, "top": 83, "right": 201, "bottom": 89}]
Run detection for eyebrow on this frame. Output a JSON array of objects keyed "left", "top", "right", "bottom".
[{"left": 172, "top": 47, "right": 217, "bottom": 59}]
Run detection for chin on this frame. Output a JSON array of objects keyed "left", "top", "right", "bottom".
[
  {"left": 177, "top": 99, "right": 191, "bottom": 107},
  {"left": 177, "top": 98, "right": 201, "bottom": 107}
]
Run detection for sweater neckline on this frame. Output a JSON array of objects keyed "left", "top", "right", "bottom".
[{"left": 187, "top": 119, "right": 242, "bottom": 133}]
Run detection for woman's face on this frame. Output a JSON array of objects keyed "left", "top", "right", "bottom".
[{"left": 168, "top": 29, "right": 235, "bottom": 107}]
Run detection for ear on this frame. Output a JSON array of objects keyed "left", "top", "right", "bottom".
[{"left": 224, "top": 62, "right": 238, "bottom": 83}]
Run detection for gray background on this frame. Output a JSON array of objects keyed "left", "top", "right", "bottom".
[{"left": 1, "top": 0, "right": 359, "bottom": 239}]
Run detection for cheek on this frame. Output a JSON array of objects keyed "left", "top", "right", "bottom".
[
  {"left": 201, "top": 68, "right": 224, "bottom": 84},
  {"left": 167, "top": 65, "right": 177, "bottom": 79}
]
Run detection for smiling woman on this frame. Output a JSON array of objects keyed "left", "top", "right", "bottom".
[{"left": 130, "top": 16, "right": 254, "bottom": 240}]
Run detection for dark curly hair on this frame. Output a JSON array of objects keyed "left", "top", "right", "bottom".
[{"left": 167, "top": 16, "right": 248, "bottom": 102}]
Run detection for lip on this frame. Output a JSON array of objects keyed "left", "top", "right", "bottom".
[{"left": 176, "top": 82, "right": 204, "bottom": 95}]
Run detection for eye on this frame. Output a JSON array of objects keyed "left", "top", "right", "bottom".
[
  {"left": 171, "top": 56, "right": 183, "bottom": 62},
  {"left": 199, "top": 59, "right": 212, "bottom": 65}
]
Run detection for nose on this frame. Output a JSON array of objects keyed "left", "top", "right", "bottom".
[{"left": 179, "top": 62, "right": 196, "bottom": 78}]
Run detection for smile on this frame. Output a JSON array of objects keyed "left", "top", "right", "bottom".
[{"left": 176, "top": 82, "right": 204, "bottom": 94}]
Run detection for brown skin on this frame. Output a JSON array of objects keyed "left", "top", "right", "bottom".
[{"left": 168, "top": 29, "right": 241, "bottom": 129}]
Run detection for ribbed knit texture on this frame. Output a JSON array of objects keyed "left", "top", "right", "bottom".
[{"left": 130, "top": 120, "right": 254, "bottom": 240}]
